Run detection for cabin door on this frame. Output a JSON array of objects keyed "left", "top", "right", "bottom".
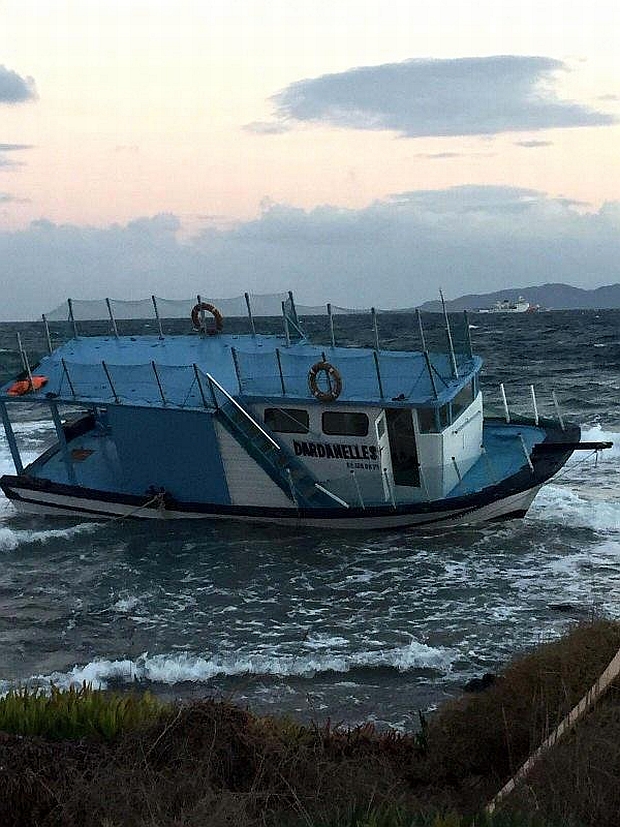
[{"left": 385, "top": 409, "right": 420, "bottom": 487}]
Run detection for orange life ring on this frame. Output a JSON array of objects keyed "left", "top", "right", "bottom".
[
  {"left": 191, "top": 302, "right": 224, "bottom": 334},
  {"left": 308, "top": 361, "right": 342, "bottom": 402},
  {"left": 7, "top": 376, "right": 48, "bottom": 396}
]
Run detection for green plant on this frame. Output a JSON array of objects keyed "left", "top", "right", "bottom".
[{"left": 0, "top": 683, "right": 168, "bottom": 740}]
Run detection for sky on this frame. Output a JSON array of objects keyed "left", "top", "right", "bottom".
[{"left": 1, "top": 0, "right": 620, "bottom": 318}]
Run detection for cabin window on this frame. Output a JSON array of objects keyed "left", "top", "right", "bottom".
[
  {"left": 451, "top": 381, "right": 475, "bottom": 420},
  {"left": 322, "top": 411, "right": 369, "bottom": 437},
  {"left": 264, "top": 408, "right": 309, "bottom": 434},
  {"left": 417, "top": 405, "right": 450, "bottom": 433}
]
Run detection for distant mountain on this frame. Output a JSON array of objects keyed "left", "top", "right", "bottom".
[{"left": 417, "top": 283, "right": 620, "bottom": 312}]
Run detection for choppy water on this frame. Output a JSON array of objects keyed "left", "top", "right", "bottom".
[{"left": 1, "top": 310, "right": 620, "bottom": 730}]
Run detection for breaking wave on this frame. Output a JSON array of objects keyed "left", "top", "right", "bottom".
[{"left": 29, "top": 641, "right": 456, "bottom": 691}]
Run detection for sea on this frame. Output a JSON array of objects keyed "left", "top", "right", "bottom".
[{"left": 1, "top": 309, "right": 619, "bottom": 731}]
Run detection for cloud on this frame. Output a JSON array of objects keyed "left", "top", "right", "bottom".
[
  {"left": 0, "top": 192, "right": 29, "bottom": 203},
  {"left": 243, "top": 120, "right": 292, "bottom": 135},
  {"left": 0, "top": 143, "right": 34, "bottom": 169},
  {"left": 268, "top": 56, "right": 616, "bottom": 138},
  {"left": 3, "top": 187, "right": 620, "bottom": 319},
  {"left": 514, "top": 139, "right": 553, "bottom": 148},
  {"left": 0, "top": 66, "right": 36, "bottom": 104}
]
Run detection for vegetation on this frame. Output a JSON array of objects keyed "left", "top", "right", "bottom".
[{"left": 2, "top": 621, "right": 620, "bottom": 826}]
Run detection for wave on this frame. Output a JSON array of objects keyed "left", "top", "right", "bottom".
[
  {"left": 0, "top": 522, "right": 101, "bottom": 552},
  {"left": 25, "top": 641, "right": 456, "bottom": 690}
]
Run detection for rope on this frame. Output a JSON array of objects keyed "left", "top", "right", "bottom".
[{"left": 103, "top": 492, "right": 168, "bottom": 525}]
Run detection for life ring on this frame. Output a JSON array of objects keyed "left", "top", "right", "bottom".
[
  {"left": 191, "top": 302, "right": 224, "bottom": 334},
  {"left": 7, "top": 376, "right": 48, "bottom": 396},
  {"left": 308, "top": 361, "right": 342, "bottom": 402}
]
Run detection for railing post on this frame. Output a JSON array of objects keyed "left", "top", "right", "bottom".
[
  {"left": 0, "top": 400, "right": 24, "bottom": 474},
  {"left": 151, "top": 295, "right": 164, "bottom": 339},
  {"left": 101, "top": 361, "right": 119, "bottom": 404},
  {"left": 373, "top": 351, "right": 384, "bottom": 399},
  {"left": 151, "top": 361, "right": 166, "bottom": 405},
  {"left": 230, "top": 346, "right": 243, "bottom": 393},
  {"left": 60, "top": 358, "right": 77, "bottom": 398},
  {"left": 193, "top": 364, "right": 209, "bottom": 408},
  {"left": 383, "top": 468, "right": 396, "bottom": 509},
  {"left": 16, "top": 333, "right": 33, "bottom": 389},
  {"left": 451, "top": 456, "right": 463, "bottom": 485},
  {"left": 275, "top": 348, "right": 286, "bottom": 395},
  {"left": 552, "top": 390, "right": 565, "bottom": 431},
  {"left": 282, "top": 301, "right": 291, "bottom": 347},
  {"left": 244, "top": 292, "right": 256, "bottom": 336},
  {"left": 371, "top": 306, "right": 380, "bottom": 351},
  {"left": 463, "top": 310, "right": 473, "bottom": 357},
  {"left": 350, "top": 469, "right": 365, "bottom": 508},
  {"left": 530, "top": 384, "right": 539, "bottom": 426},
  {"left": 327, "top": 303, "right": 335, "bottom": 347},
  {"left": 67, "top": 298, "right": 78, "bottom": 338},
  {"left": 285, "top": 467, "right": 299, "bottom": 509},
  {"left": 49, "top": 400, "right": 77, "bottom": 485},
  {"left": 440, "top": 289, "right": 458, "bottom": 378},
  {"left": 416, "top": 309, "right": 427, "bottom": 352},
  {"left": 106, "top": 298, "right": 119, "bottom": 338},
  {"left": 423, "top": 352, "right": 438, "bottom": 399},
  {"left": 500, "top": 383, "right": 510, "bottom": 423},
  {"left": 519, "top": 434, "right": 534, "bottom": 472},
  {"left": 42, "top": 314, "right": 53, "bottom": 354}
]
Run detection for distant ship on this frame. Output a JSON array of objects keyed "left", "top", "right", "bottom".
[{"left": 477, "top": 297, "right": 539, "bottom": 314}]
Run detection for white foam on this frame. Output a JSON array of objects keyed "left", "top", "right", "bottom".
[
  {"left": 29, "top": 640, "right": 456, "bottom": 690},
  {"left": 0, "top": 521, "right": 101, "bottom": 552},
  {"left": 532, "top": 484, "right": 620, "bottom": 533}
]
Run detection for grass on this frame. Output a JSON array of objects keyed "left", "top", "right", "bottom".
[
  {"left": 0, "top": 683, "right": 168, "bottom": 740},
  {"left": 1, "top": 620, "right": 619, "bottom": 826}
]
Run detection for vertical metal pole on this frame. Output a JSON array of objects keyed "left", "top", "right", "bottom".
[
  {"left": 197, "top": 294, "right": 205, "bottom": 331},
  {"left": 416, "top": 309, "right": 427, "bottom": 352},
  {"left": 67, "top": 298, "right": 78, "bottom": 338},
  {"left": 371, "top": 307, "right": 380, "bottom": 351},
  {"left": 530, "top": 385, "right": 539, "bottom": 426},
  {"left": 440, "top": 289, "right": 458, "bottom": 378},
  {"left": 49, "top": 400, "right": 77, "bottom": 485},
  {"left": 101, "top": 361, "right": 119, "bottom": 404},
  {"left": 327, "top": 303, "right": 335, "bottom": 348},
  {"left": 16, "top": 333, "right": 33, "bottom": 388},
  {"left": 519, "top": 434, "right": 534, "bottom": 472},
  {"left": 350, "top": 469, "right": 365, "bottom": 509},
  {"left": 193, "top": 364, "right": 209, "bottom": 408},
  {"left": 42, "top": 314, "right": 53, "bottom": 354},
  {"left": 244, "top": 292, "right": 256, "bottom": 336},
  {"left": 151, "top": 361, "right": 166, "bottom": 404},
  {"left": 552, "top": 390, "right": 566, "bottom": 431},
  {"left": 500, "top": 383, "right": 510, "bottom": 423},
  {"left": 151, "top": 295, "right": 164, "bottom": 339},
  {"left": 373, "top": 350, "right": 384, "bottom": 398},
  {"left": 423, "top": 352, "right": 438, "bottom": 399},
  {"left": 383, "top": 468, "right": 396, "bottom": 509},
  {"left": 230, "top": 346, "right": 243, "bottom": 393},
  {"left": 288, "top": 290, "right": 298, "bottom": 325},
  {"left": 106, "top": 298, "right": 119, "bottom": 338},
  {"left": 282, "top": 301, "right": 291, "bottom": 347},
  {"left": 275, "top": 348, "right": 286, "bottom": 395},
  {"left": 451, "top": 456, "right": 463, "bottom": 485},
  {"left": 60, "top": 358, "right": 77, "bottom": 398},
  {"left": 463, "top": 311, "right": 473, "bottom": 357},
  {"left": 0, "top": 400, "right": 24, "bottom": 474}
]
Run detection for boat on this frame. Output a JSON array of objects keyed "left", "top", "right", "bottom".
[
  {"left": 477, "top": 297, "right": 539, "bottom": 314},
  {"left": 0, "top": 292, "right": 609, "bottom": 530}
]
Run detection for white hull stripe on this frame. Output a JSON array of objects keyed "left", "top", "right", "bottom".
[{"left": 3, "top": 484, "right": 540, "bottom": 530}]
